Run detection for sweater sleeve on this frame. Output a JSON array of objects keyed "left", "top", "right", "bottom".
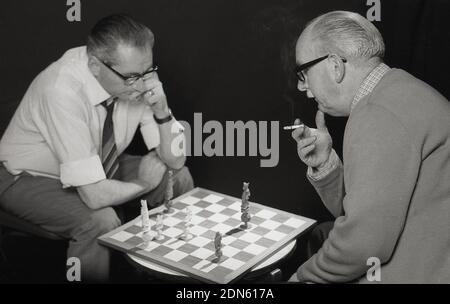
[{"left": 297, "top": 104, "right": 420, "bottom": 283}]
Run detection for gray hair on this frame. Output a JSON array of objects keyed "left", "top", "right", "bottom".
[
  {"left": 306, "top": 11, "right": 385, "bottom": 61},
  {"left": 86, "top": 14, "right": 154, "bottom": 65}
]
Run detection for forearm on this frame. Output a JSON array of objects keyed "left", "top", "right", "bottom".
[
  {"left": 157, "top": 118, "right": 186, "bottom": 169},
  {"left": 307, "top": 149, "right": 344, "bottom": 218},
  {"left": 77, "top": 178, "right": 150, "bottom": 210}
]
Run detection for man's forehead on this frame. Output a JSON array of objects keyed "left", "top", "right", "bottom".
[
  {"left": 114, "top": 44, "right": 153, "bottom": 73},
  {"left": 295, "top": 32, "right": 315, "bottom": 64}
]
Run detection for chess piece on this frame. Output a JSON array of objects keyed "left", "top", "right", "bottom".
[
  {"left": 155, "top": 214, "right": 164, "bottom": 241},
  {"left": 180, "top": 207, "right": 193, "bottom": 240},
  {"left": 241, "top": 182, "right": 252, "bottom": 229},
  {"left": 214, "top": 232, "right": 223, "bottom": 262},
  {"left": 141, "top": 230, "right": 154, "bottom": 248},
  {"left": 141, "top": 199, "right": 150, "bottom": 232},
  {"left": 164, "top": 170, "right": 174, "bottom": 213}
]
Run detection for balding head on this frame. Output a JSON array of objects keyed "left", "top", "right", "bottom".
[{"left": 301, "top": 11, "right": 385, "bottom": 65}]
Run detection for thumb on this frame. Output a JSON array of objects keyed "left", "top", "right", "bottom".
[{"left": 315, "top": 110, "right": 327, "bottom": 130}]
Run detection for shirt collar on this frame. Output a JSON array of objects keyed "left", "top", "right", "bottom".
[
  {"left": 350, "top": 62, "right": 390, "bottom": 112},
  {"left": 77, "top": 47, "right": 111, "bottom": 106}
]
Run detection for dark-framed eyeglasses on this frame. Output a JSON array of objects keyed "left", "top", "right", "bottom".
[
  {"left": 98, "top": 58, "right": 158, "bottom": 86},
  {"left": 295, "top": 54, "right": 347, "bottom": 82}
]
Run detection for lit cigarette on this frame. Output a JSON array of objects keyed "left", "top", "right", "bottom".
[{"left": 283, "top": 124, "right": 304, "bottom": 130}]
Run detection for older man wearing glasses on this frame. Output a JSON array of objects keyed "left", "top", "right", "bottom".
[
  {"left": 290, "top": 11, "right": 450, "bottom": 283},
  {"left": 0, "top": 14, "right": 193, "bottom": 282}
]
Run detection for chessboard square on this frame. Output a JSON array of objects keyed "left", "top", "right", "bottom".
[
  {"left": 172, "top": 212, "right": 186, "bottom": 220},
  {"left": 259, "top": 219, "right": 282, "bottom": 230},
  {"left": 125, "top": 236, "right": 144, "bottom": 246},
  {"left": 250, "top": 216, "right": 265, "bottom": 225},
  {"left": 177, "top": 243, "right": 199, "bottom": 254},
  {"left": 164, "top": 227, "right": 183, "bottom": 238},
  {"left": 165, "top": 239, "right": 185, "bottom": 250},
  {"left": 188, "top": 205, "right": 203, "bottom": 215},
  {"left": 190, "top": 236, "right": 211, "bottom": 247},
  {"left": 255, "top": 237, "right": 276, "bottom": 248},
  {"left": 164, "top": 216, "right": 182, "bottom": 227},
  {"left": 220, "top": 208, "right": 238, "bottom": 217},
  {"left": 284, "top": 217, "right": 306, "bottom": 228},
  {"left": 190, "top": 225, "right": 208, "bottom": 236},
  {"left": 223, "top": 245, "right": 240, "bottom": 258},
  {"left": 204, "top": 241, "right": 216, "bottom": 251},
  {"left": 202, "top": 194, "right": 223, "bottom": 203},
  {"left": 151, "top": 245, "right": 172, "bottom": 256},
  {"left": 229, "top": 201, "right": 242, "bottom": 211},
  {"left": 275, "top": 224, "right": 295, "bottom": 234},
  {"left": 209, "top": 213, "right": 229, "bottom": 223},
  {"left": 164, "top": 250, "right": 188, "bottom": 262},
  {"left": 179, "top": 196, "right": 201, "bottom": 205},
  {"left": 198, "top": 219, "right": 216, "bottom": 229},
  {"left": 200, "top": 230, "right": 216, "bottom": 240},
  {"left": 233, "top": 251, "right": 255, "bottom": 262},
  {"left": 179, "top": 255, "right": 203, "bottom": 268},
  {"left": 229, "top": 239, "right": 251, "bottom": 250},
  {"left": 222, "top": 235, "right": 237, "bottom": 245},
  {"left": 243, "top": 243, "right": 266, "bottom": 255},
  {"left": 216, "top": 198, "right": 234, "bottom": 207},
  {"left": 223, "top": 217, "right": 241, "bottom": 227},
  {"left": 109, "top": 231, "right": 134, "bottom": 242},
  {"left": 191, "top": 215, "right": 204, "bottom": 225},
  {"left": 239, "top": 232, "right": 262, "bottom": 243},
  {"left": 220, "top": 257, "right": 245, "bottom": 271},
  {"left": 197, "top": 261, "right": 218, "bottom": 273},
  {"left": 205, "top": 203, "right": 227, "bottom": 213},
  {"left": 197, "top": 210, "right": 215, "bottom": 218},
  {"left": 272, "top": 213, "right": 290, "bottom": 223},
  {"left": 173, "top": 202, "right": 189, "bottom": 210},
  {"left": 255, "top": 209, "right": 277, "bottom": 219},
  {"left": 208, "top": 265, "right": 233, "bottom": 277},
  {"left": 142, "top": 241, "right": 160, "bottom": 252},
  {"left": 191, "top": 190, "right": 210, "bottom": 199},
  {"left": 251, "top": 226, "right": 271, "bottom": 236},
  {"left": 264, "top": 230, "right": 286, "bottom": 241},
  {"left": 249, "top": 205, "right": 262, "bottom": 214},
  {"left": 124, "top": 225, "right": 142, "bottom": 235},
  {"left": 191, "top": 247, "right": 214, "bottom": 260},
  {"left": 195, "top": 200, "right": 213, "bottom": 209},
  {"left": 210, "top": 223, "right": 233, "bottom": 234}
]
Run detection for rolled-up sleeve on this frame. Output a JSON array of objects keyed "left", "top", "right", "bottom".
[
  {"left": 139, "top": 105, "right": 184, "bottom": 151},
  {"left": 36, "top": 86, "right": 106, "bottom": 187}
]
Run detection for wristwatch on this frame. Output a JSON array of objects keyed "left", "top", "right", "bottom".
[{"left": 153, "top": 109, "right": 173, "bottom": 124}]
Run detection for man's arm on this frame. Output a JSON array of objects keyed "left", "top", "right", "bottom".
[
  {"left": 307, "top": 150, "right": 345, "bottom": 218},
  {"left": 297, "top": 105, "right": 420, "bottom": 283},
  {"left": 77, "top": 178, "right": 149, "bottom": 210}
]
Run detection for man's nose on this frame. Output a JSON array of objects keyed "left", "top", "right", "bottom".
[
  {"left": 297, "top": 80, "right": 308, "bottom": 92},
  {"left": 132, "top": 78, "right": 146, "bottom": 91}
]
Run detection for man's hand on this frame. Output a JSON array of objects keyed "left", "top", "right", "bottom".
[
  {"left": 141, "top": 73, "right": 170, "bottom": 119},
  {"left": 138, "top": 150, "right": 167, "bottom": 192},
  {"left": 291, "top": 110, "right": 333, "bottom": 169}
]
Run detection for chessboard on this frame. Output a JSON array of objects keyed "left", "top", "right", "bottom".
[{"left": 98, "top": 187, "right": 315, "bottom": 284}]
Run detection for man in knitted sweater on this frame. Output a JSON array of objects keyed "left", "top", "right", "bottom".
[{"left": 289, "top": 11, "right": 450, "bottom": 283}]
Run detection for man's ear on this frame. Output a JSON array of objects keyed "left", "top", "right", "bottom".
[
  {"left": 87, "top": 56, "right": 101, "bottom": 77},
  {"left": 329, "top": 55, "right": 345, "bottom": 83}
]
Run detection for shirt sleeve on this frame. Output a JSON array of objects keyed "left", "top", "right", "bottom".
[
  {"left": 36, "top": 85, "right": 106, "bottom": 187},
  {"left": 297, "top": 104, "right": 420, "bottom": 283},
  {"left": 140, "top": 105, "right": 184, "bottom": 151}
]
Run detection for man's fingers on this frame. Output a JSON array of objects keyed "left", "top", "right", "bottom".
[
  {"left": 297, "top": 136, "right": 316, "bottom": 149},
  {"left": 300, "top": 144, "right": 315, "bottom": 156},
  {"left": 315, "top": 110, "right": 327, "bottom": 131}
]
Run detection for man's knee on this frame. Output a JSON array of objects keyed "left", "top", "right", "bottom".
[
  {"left": 82, "top": 208, "right": 121, "bottom": 237},
  {"left": 173, "top": 166, "right": 194, "bottom": 196}
]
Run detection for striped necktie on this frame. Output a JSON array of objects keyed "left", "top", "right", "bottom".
[{"left": 101, "top": 98, "right": 120, "bottom": 179}]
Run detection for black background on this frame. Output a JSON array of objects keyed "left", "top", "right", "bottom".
[{"left": 0, "top": 0, "right": 449, "bottom": 282}]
